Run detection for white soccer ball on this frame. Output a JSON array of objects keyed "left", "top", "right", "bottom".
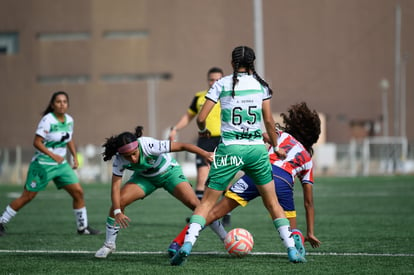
[{"left": 224, "top": 228, "right": 254, "bottom": 257}]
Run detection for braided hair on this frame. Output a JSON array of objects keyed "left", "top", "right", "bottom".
[
  {"left": 276, "top": 102, "right": 321, "bottom": 156},
  {"left": 102, "top": 126, "right": 144, "bottom": 161},
  {"left": 231, "top": 46, "right": 273, "bottom": 97}
]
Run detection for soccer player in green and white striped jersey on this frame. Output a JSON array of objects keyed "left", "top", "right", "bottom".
[
  {"left": 94, "top": 126, "right": 227, "bottom": 259},
  {"left": 171, "top": 46, "right": 306, "bottom": 266},
  {"left": 0, "top": 91, "right": 100, "bottom": 236}
]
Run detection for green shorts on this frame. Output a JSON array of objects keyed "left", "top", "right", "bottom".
[
  {"left": 207, "top": 143, "right": 273, "bottom": 191},
  {"left": 127, "top": 165, "right": 189, "bottom": 196},
  {"left": 25, "top": 160, "right": 79, "bottom": 192}
]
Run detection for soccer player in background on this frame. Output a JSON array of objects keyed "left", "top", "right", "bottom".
[
  {"left": 171, "top": 45, "right": 306, "bottom": 265},
  {"left": 0, "top": 91, "right": 100, "bottom": 236}
]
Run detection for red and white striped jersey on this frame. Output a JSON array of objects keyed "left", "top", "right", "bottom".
[{"left": 269, "top": 131, "right": 314, "bottom": 185}]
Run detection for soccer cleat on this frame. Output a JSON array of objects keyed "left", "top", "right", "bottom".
[
  {"left": 78, "top": 226, "right": 101, "bottom": 235},
  {"left": 291, "top": 229, "right": 306, "bottom": 257},
  {"left": 222, "top": 213, "right": 231, "bottom": 227},
  {"left": 168, "top": 241, "right": 181, "bottom": 258},
  {"left": 95, "top": 244, "right": 116, "bottom": 258},
  {"left": 287, "top": 247, "right": 307, "bottom": 263},
  {"left": 170, "top": 242, "right": 192, "bottom": 266},
  {"left": 0, "top": 223, "right": 5, "bottom": 236}
]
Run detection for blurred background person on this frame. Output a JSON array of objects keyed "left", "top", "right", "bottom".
[{"left": 0, "top": 91, "right": 100, "bottom": 236}]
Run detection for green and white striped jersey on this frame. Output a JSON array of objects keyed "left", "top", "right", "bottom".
[
  {"left": 32, "top": 112, "right": 74, "bottom": 165},
  {"left": 112, "top": 137, "right": 178, "bottom": 177},
  {"left": 206, "top": 73, "right": 271, "bottom": 145}
]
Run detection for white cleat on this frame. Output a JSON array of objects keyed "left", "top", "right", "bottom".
[{"left": 95, "top": 244, "right": 116, "bottom": 258}]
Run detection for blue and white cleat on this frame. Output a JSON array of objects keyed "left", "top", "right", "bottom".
[
  {"left": 291, "top": 229, "right": 306, "bottom": 257},
  {"left": 170, "top": 242, "right": 192, "bottom": 266},
  {"left": 287, "top": 247, "right": 307, "bottom": 263}
]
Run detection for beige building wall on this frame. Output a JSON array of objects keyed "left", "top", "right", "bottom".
[{"left": 0, "top": 0, "right": 413, "bottom": 150}]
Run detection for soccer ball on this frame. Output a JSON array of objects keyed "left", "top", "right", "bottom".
[{"left": 224, "top": 228, "right": 254, "bottom": 257}]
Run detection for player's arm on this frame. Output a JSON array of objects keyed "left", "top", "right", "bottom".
[
  {"left": 262, "top": 99, "right": 286, "bottom": 159},
  {"left": 67, "top": 139, "right": 79, "bottom": 169},
  {"left": 33, "top": 135, "right": 64, "bottom": 164},
  {"left": 169, "top": 111, "right": 196, "bottom": 141},
  {"left": 302, "top": 183, "right": 322, "bottom": 248},
  {"left": 170, "top": 141, "right": 213, "bottom": 164},
  {"left": 196, "top": 98, "right": 215, "bottom": 137},
  {"left": 111, "top": 174, "right": 130, "bottom": 228}
]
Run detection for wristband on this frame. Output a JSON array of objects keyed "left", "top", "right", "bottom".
[
  {"left": 198, "top": 128, "right": 208, "bottom": 133},
  {"left": 170, "top": 126, "right": 177, "bottom": 131},
  {"left": 273, "top": 145, "right": 280, "bottom": 152},
  {"left": 113, "top": 208, "right": 122, "bottom": 215}
]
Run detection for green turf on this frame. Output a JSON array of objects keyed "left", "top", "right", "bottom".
[{"left": 0, "top": 175, "right": 413, "bottom": 274}]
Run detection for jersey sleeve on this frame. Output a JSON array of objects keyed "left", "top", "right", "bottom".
[
  {"left": 298, "top": 161, "right": 314, "bottom": 185},
  {"left": 112, "top": 154, "right": 126, "bottom": 177},
  {"left": 188, "top": 96, "right": 198, "bottom": 115},
  {"left": 139, "top": 137, "right": 171, "bottom": 155},
  {"left": 205, "top": 80, "right": 221, "bottom": 103},
  {"left": 35, "top": 115, "right": 50, "bottom": 138},
  {"left": 262, "top": 86, "right": 272, "bottom": 100}
]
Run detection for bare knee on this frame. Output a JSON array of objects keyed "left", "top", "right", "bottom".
[
  {"left": 9, "top": 190, "right": 37, "bottom": 211},
  {"left": 70, "top": 188, "right": 84, "bottom": 201}
]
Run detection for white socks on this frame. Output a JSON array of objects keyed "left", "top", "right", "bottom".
[
  {"left": 274, "top": 218, "right": 295, "bottom": 248},
  {"left": 73, "top": 207, "right": 88, "bottom": 230},
  {"left": 209, "top": 220, "right": 227, "bottom": 241},
  {"left": 104, "top": 217, "right": 120, "bottom": 247},
  {"left": 185, "top": 223, "right": 203, "bottom": 245},
  {"left": 0, "top": 205, "right": 17, "bottom": 224}
]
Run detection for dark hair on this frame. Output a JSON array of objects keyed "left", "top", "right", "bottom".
[
  {"left": 207, "top": 67, "right": 224, "bottom": 76},
  {"left": 102, "top": 126, "right": 144, "bottom": 161},
  {"left": 277, "top": 102, "right": 321, "bottom": 156},
  {"left": 42, "top": 91, "right": 69, "bottom": 116},
  {"left": 231, "top": 46, "right": 272, "bottom": 97}
]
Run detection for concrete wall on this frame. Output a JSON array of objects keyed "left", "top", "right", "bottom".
[{"left": 1, "top": 0, "right": 413, "bottom": 148}]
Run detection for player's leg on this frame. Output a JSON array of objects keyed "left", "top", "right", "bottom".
[
  {"left": 195, "top": 165, "right": 209, "bottom": 199},
  {"left": 171, "top": 144, "right": 242, "bottom": 266},
  {"left": 206, "top": 196, "right": 239, "bottom": 225},
  {"left": 168, "top": 177, "right": 226, "bottom": 256},
  {"left": 167, "top": 180, "right": 201, "bottom": 257},
  {"left": 0, "top": 161, "right": 47, "bottom": 236},
  {"left": 58, "top": 163, "right": 100, "bottom": 235},
  {"left": 0, "top": 188, "right": 38, "bottom": 236},
  {"left": 63, "top": 182, "right": 100, "bottom": 235},
  {"left": 257, "top": 181, "right": 305, "bottom": 263},
  {"left": 95, "top": 182, "right": 147, "bottom": 258},
  {"left": 272, "top": 165, "right": 306, "bottom": 257},
  {"left": 248, "top": 146, "right": 305, "bottom": 263},
  {"left": 171, "top": 187, "right": 223, "bottom": 266}
]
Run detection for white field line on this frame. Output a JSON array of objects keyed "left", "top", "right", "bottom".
[{"left": 0, "top": 250, "right": 413, "bottom": 257}]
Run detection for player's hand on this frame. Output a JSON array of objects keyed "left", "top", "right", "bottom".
[
  {"left": 53, "top": 154, "right": 65, "bottom": 164},
  {"left": 169, "top": 128, "right": 177, "bottom": 141},
  {"left": 204, "top": 152, "right": 214, "bottom": 164},
  {"left": 305, "top": 234, "right": 322, "bottom": 248},
  {"left": 115, "top": 212, "right": 131, "bottom": 229},
  {"left": 198, "top": 129, "right": 211, "bottom": 138},
  {"left": 275, "top": 147, "right": 287, "bottom": 159},
  {"left": 72, "top": 157, "right": 79, "bottom": 169},
  {"left": 262, "top": 132, "right": 270, "bottom": 144}
]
